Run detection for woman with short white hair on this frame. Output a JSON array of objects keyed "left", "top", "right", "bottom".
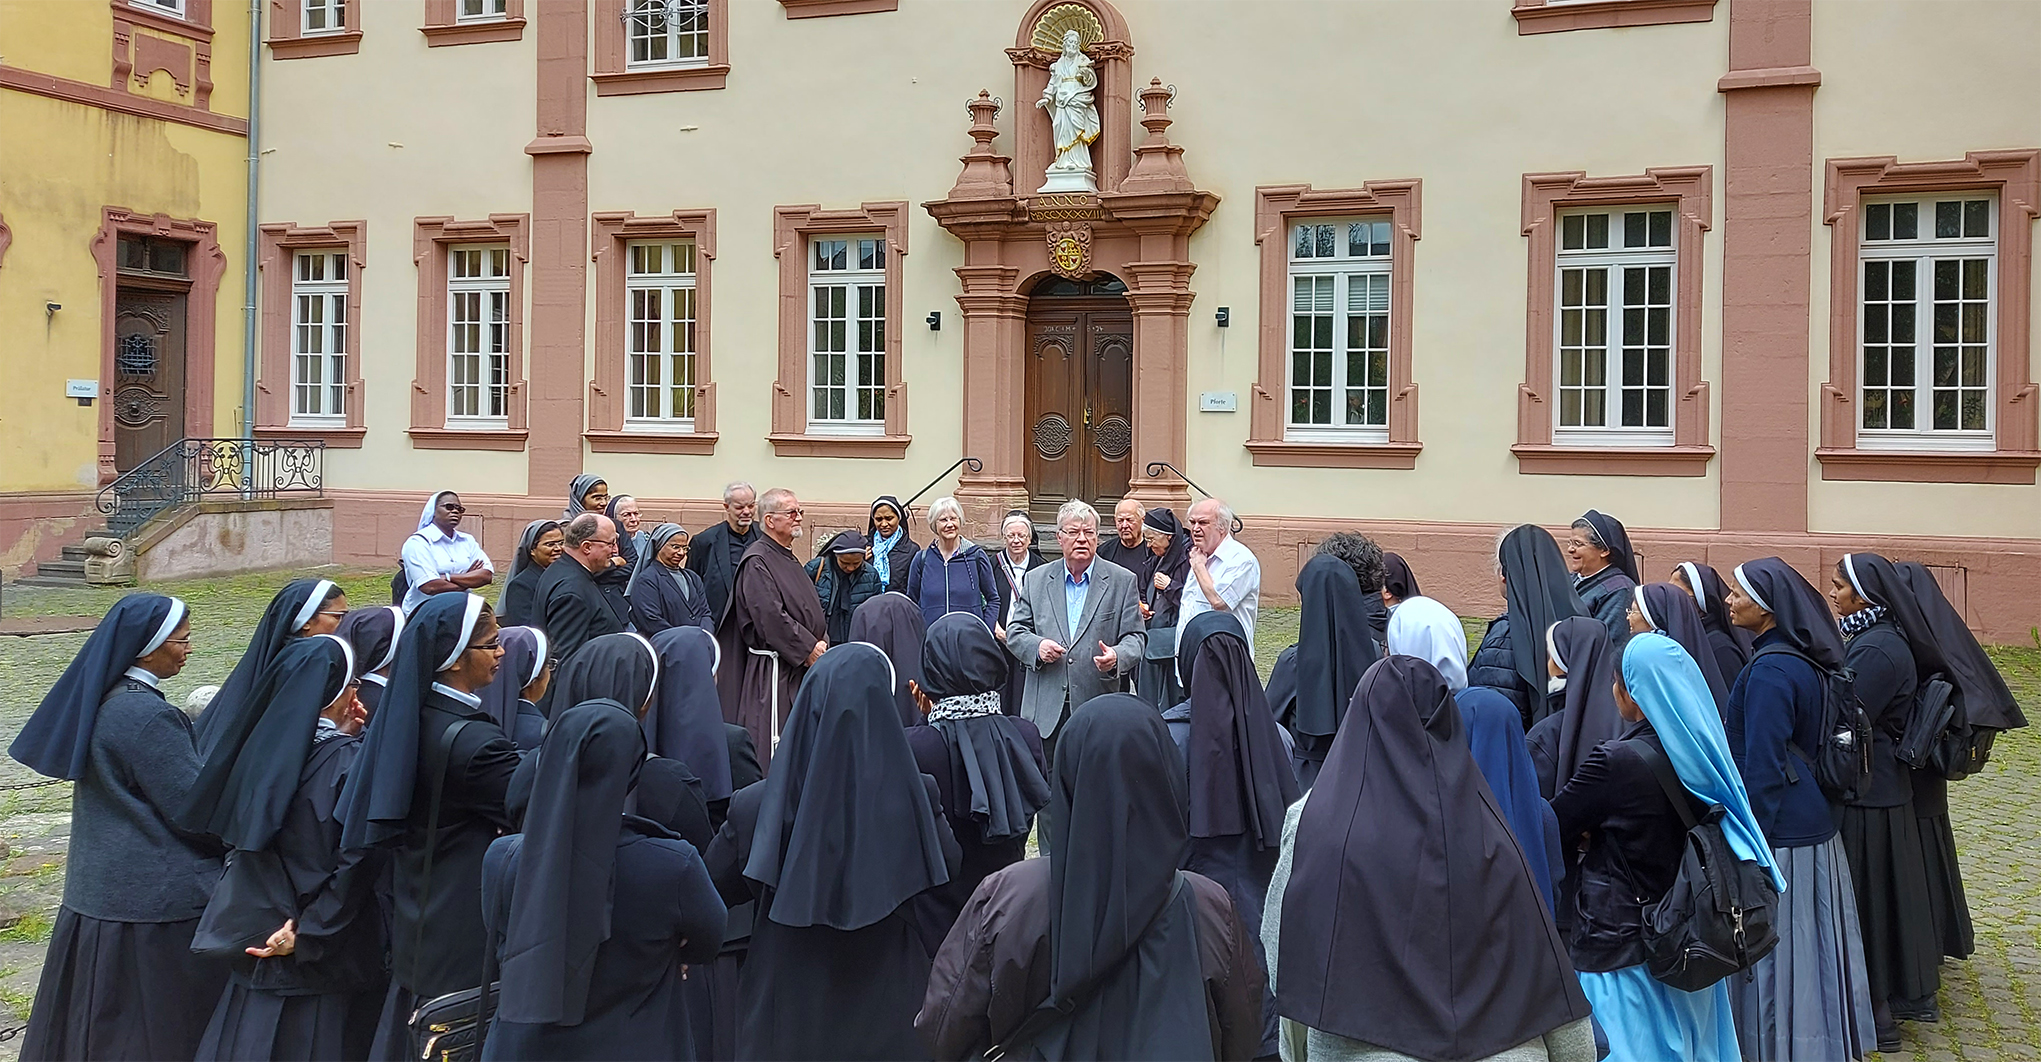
[{"left": 904, "top": 496, "right": 1001, "bottom": 631}]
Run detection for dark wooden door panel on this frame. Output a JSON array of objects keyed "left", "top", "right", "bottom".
[
  {"left": 112, "top": 289, "right": 187, "bottom": 473},
  {"left": 1025, "top": 294, "right": 1132, "bottom": 517}
]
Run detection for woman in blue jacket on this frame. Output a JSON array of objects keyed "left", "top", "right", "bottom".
[
  {"left": 904, "top": 496, "right": 1000, "bottom": 631},
  {"left": 1723, "top": 558, "right": 1877, "bottom": 1061}
]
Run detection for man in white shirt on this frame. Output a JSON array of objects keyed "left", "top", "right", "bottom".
[
  {"left": 401, "top": 490, "right": 495, "bottom": 614},
  {"left": 1177, "top": 497, "right": 1260, "bottom": 656}
]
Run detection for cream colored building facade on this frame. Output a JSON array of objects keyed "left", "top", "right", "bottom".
[{"left": 241, "top": 0, "right": 2037, "bottom": 635}]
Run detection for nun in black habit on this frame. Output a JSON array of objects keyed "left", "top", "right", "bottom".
[
  {"left": 563, "top": 472, "right": 608, "bottom": 519},
  {"left": 648, "top": 625, "right": 736, "bottom": 823},
  {"left": 1380, "top": 551, "right": 1420, "bottom": 610},
  {"left": 187, "top": 634, "right": 388, "bottom": 1062},
  {"left": 481, "top": 699, "right": 727, "bottom": 1061},
  {"left": 334, "top": 593, "right": 524, "bottom": 1060},
  {"left": 918, "top": 694, "right": 1266, "bottom": 1060},
  {"left": 477, "top": 627, "right": 550, "bottom": 751},
  {"left": 1526, "top": 615, "right": 1627, "bottom": 801},
  {"left": 631, "top": 523, "right": 715, "bottom": 635},
  {"left": 1274, "top": 553, "right": 1380, "bottom": 791},
  {"left": 1265, "top": 657, "right": 1595, "bottom": 1061},
  {"left": 1467, "top": 524, "right": 1585, "bottom": 727},
  {"left": 1566, "top": 509, "right": 1639, "bottom": 647},
  {"left": 11, "top": 594, "right": 230, "bottom": 1062},
  {"left": 716, "top": 644, "right": 961, "bottom": 1060},
  {"left": 496, "top": 519, "right": 561, "bottom": 629},
  {"left": 195, "top": 577, "right": 348, "bottom": 757},
  {"left": 849, "top": 590, "right": 930, "bottom": 727},
  {"left": 337, "top": 604, "right": 405, "bottom": 724},
  {"left": 1135, "top": 506, "right": 1194, "bottom": 710},
  {"left": 903, "top": 614, "right": 1049, "bottom": 935},
  {"left": 1674, "top": 560, "right": 1755, "bottom": 681},
  {"left": 1628, "top": 581, "right": 1733, "bottom": 717},
  {"left": 1167, "top": 611, "right": 1299, "bottom": 1059}
]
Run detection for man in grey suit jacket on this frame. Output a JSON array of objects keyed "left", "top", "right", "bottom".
[{"left": 1005, "top": 500, "right": 1145, "bottom": 847}]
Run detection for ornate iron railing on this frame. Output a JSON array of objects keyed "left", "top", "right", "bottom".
[
  {"left": 95, "top": 438, "right": 326, "bottom": 538},
  {"left": 901, "top": 457, "right": 984, "bottom": 511},
  {"left": 1145, "top": 461, "right": 1243, "bottom": 532}
]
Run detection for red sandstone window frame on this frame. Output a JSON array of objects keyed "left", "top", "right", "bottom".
[
  {"left": 1510, "top": 0, "right": 1717, "bottom": 35},
  {"left": 115, "top": 0, "right": 215, "bottom": 40},
  {"left": 410, "top": 215, "right": 530, "bottom": 451},
  {"left": 421, "top": 0, "right": 525, "bottom": 46},
  {"left": 771, "top": 202, "right": 910, "bottom": 458},
  {"left": 1248, "top": 182, "right": 1423, "bottom": 469},
  {"left": 778, "top": 0, "right": 896, "bottom": 16},
  {"left": 267, "top": 0, "right": 362, "bottom": 58},
  {"left": 1816, "top": 150, "right": 2041, "bottom": 484},
  {"left": 587, "top": 209, "right": 719, "bottom": 455},
  {"left": 90, "top": 209, "right": 226, "bottom": 482},
  {"left": 1515, "top": 167, "right": 1714, "bottom": 476},
  {"left": 591, "top": 0, "right": 728, "bottom": 95},
  {"left": 255, "top": 221, "right": 366, "bottom": 446}
]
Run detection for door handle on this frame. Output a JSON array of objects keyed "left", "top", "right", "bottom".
[{"left": 1083, "top": 402, "right": 1092, "bottom": 429}]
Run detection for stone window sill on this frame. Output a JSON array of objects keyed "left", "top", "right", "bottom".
[
  {"left": 255, "top": 425, "right": 366, "bottom": 448},
  {"left": 1512, "top": 0, "right": 1716, "bottom": 35},
  {"left": 1511, "top": 443, "right": 1715, "bottom": 476},
  {"left": 768, "top": 433, "right": 910, "bottom": 458},
  {"left": 422, "top": 17, "right": 525, "bottom": 46},
  {"left": 1814, "top": 448, "right": 2041, "bottom": 484},
  {"left": 591, "top": 64, "right": 730, "bottom": 96},
  {"left": 408, "top": 427, "right": 528, "bottom": 451},
  {"left": 268, "top": 30, "right": 363, "bottom": 59},
  {"left": 779, "top": 0, "right": 897, "bottom": 16},
  {"left": 1245, "top": 440, "right": 1422, "bottom": 470},
  {"left": 585, "top": 429, "right": 719, "bottom": 455}
]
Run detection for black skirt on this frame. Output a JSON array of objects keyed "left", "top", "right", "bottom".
[
  {"left": 196, "top": 978, "right": 383, "bottom": 1061},
  {"left": 1837, "top": 804, "right": 1942, "bottom": 1005},
  {"left": 1912, "top": 771, "right": 1975, "bottom": 961},
  {"left": 366, "top": 981, "right": 422, "bottom": 1062},
  {"left": 21, "top": 907, "right": 228, "bottom": 1062}
]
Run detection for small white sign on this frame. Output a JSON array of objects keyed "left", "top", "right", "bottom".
[
  {"left": 65, "top": 380, "right": 100, "bottom": 399},
  {"left": 1198, "top": 391, "right": 1238, "bottom": 412}
]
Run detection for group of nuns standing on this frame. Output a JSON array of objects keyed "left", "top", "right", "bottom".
[{"left": 10, "top": 495, "right": 2025, "bottom": 1062}]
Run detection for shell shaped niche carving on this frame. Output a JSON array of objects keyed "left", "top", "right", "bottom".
[
  {"left": 1032, "top": 3, "right": 1104, "bottom": 51},
  {"left": 1033, "top": 413, "right": 1074, "bottom": 459}
]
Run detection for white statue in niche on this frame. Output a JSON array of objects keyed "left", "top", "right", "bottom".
[{"left": 1036, "top": 29, "right": 1099, "bottom": 193}]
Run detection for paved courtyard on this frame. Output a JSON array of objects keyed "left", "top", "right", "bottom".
[{"left": 0, "top": 569, "right": 2034, "bottom": 1058}]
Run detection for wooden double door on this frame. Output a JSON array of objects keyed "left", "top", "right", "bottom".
[{"left": 1024, "top": 285, "right": 1133, "bottom": 519}]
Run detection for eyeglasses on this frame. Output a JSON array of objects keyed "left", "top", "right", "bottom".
[
  {"left": 593, "top": 537, "right": 618, "bottom": 546},
  {"left": 772, "top": 508, "right": 805, "bottom": 519},
  {"left": 161, "top": 636, "right": 193, "bottom": 647},
  {"left": 441, "top": 504, "right": 466, "bottom": 514},
  {"left": 467, "top": 640, "right": 503, "bottom": 654},
  {"left": 316, "top": 610, "right": 349, "bottom": 618}
]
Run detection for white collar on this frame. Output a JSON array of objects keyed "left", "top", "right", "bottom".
[
  {"left": 123, "top": 666, "right": 162, "bottom": 689},
  {"left": 431, "top": 682, "right": 483, "bottom": 708},
  {"left": 418, "top": 523, "right": 467, "bottom": 544},
  {"left": 361, "top": 672, "right": 389, "bottom": 687}
]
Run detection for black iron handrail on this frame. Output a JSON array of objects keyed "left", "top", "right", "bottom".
[
  {"left": 901, "top": 457, "right": 983, "bottom": 511},
  {"left": 1145, "top": 461, "right": 1244, "bottom": 533},
  {"left": 95, "top": 437, "right": 326, "bottom": 538}
]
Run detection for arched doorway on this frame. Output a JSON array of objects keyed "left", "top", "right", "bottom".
[{"left": 1025, "top": 274, "right": 1133, "bottom": 519}]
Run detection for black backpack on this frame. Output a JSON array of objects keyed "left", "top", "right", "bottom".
[
  {"left": 1899, "top": 673, "right": 1997, "bottom": 782},
  {"left": 1754, "top": 643, "right": 1871, "bottom": 803},
  {"left": 1632, "top": 742, "right": 1781, "bottom": 992}
]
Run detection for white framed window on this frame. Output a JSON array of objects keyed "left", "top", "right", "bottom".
[
  {"left": 458, "top": 0, "right": 508, "bottom": 20},
  {"left": 447, "top": 245, "right": 512, "bottom": 427},
  {"left": 1857, "top": 195, "right": 1996, "bottom": 449},
  {"left": 1553, "top": 207, "right": 1675, "bottom": 445},
  {"left": 1286, "top": 219, "right": 1392, "bottom": 442},
  {"left": 626, "top": 0, "right": 708, "bottom": 68},
  {"left": 625, "top": 241, "right": 698, "bottom": 428},
  {"left": 290, "top": 251, "right": 348, "bottom": 425},
  {"left": 302, "top": 0, "right": 345, "bottom": 34},
  {"left": 808, "top": 236, "right": 885, "bottom": 431},
  {"left": 130, "top": 0, "right": 186, "bottom": 17}
]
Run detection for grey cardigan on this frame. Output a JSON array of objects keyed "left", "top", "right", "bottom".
[{"left": 63, "top": 679, "right": 223, "bottom": 922}]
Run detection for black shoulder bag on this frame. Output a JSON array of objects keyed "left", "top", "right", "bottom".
[
  {"left": 982, "top": 875, "right": 1188, "bottom": 1061},
  {"left": 1632, "top": 742, "right": 1780, "bottom": 992},
  {"left": 403, "top": 719, "right": 501, "bottom": 1062}
]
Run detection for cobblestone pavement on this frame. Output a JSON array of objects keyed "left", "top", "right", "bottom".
[{"left": 0, "top": 570, "right": 2034, "bottom": 1059}]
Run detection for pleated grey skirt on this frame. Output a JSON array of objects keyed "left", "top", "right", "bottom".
[{"left": 1730, "top": 838, "right": 1876, "bottom": 1062}]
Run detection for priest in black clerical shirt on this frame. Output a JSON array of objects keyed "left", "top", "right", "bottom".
[{"left": 538, "top": 513, "right": 632, "bottom": 677}]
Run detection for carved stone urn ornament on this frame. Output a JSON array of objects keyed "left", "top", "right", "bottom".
[{"left": 1032, "top": 5, "right": 1103, "bottom": 193}]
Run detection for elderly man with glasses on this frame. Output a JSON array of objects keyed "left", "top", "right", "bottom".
[{"left": 715, "top": 487, "right": 828, "bottom": 769}]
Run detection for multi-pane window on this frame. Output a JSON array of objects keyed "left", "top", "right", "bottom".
[
  {"left": 808, "top": 237, "right": 886, "bottom": 428},
  {"left": 625, "top": 241, "right": 698, "bottom": 426},
  {"left": 302, "top": 0, "right": 344, "bottom": 34},
  {"left": 459, "top": 0, "right": 507, "bottom": 19},
  {"left": 131, "top": 0, "right": 186, "bottom": 16},
  {"left": 626, "top": 0, "right": 708, "bottom": 67},
  {"left": 1287, "top": 219, "right": 1391, "bottom": 440},
  {"left": 447, "top": 246, "right": 511, "bottom": 425},
  {"left": 291, "top": 252, "right": 348, "bottom": 424},
  {"left": 1554, "top": 207, "right": 1675, "bottom": 442},
  {"left": 1858, "top": 196, "right": 1996, "bottom": 444}
]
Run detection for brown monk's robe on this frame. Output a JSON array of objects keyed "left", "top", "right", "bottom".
[{"left": 716, "top": 536, "right": 827, "bottom": 771}]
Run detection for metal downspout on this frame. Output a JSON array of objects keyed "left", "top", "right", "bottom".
[{"left": 240, "top": 0, "right": 262, "bottom": 496}]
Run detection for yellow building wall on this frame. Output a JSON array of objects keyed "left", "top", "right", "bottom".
[
  {"left": 1805, "top": 0, "right": 2041, "bottom": 540},
  {"left": 0, "top": 0, "right": 251, "bottom": 494}
]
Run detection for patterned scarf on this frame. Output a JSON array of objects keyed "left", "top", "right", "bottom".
[
  {"left": 1838, "top": 604, "right": 1888, "bottom": 640},
  {"left": 873, "top": 527, "right": 903, "bottom": 584},
  {"left": 927, "top": 691, "right": 1003, "bottom": 722}
]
